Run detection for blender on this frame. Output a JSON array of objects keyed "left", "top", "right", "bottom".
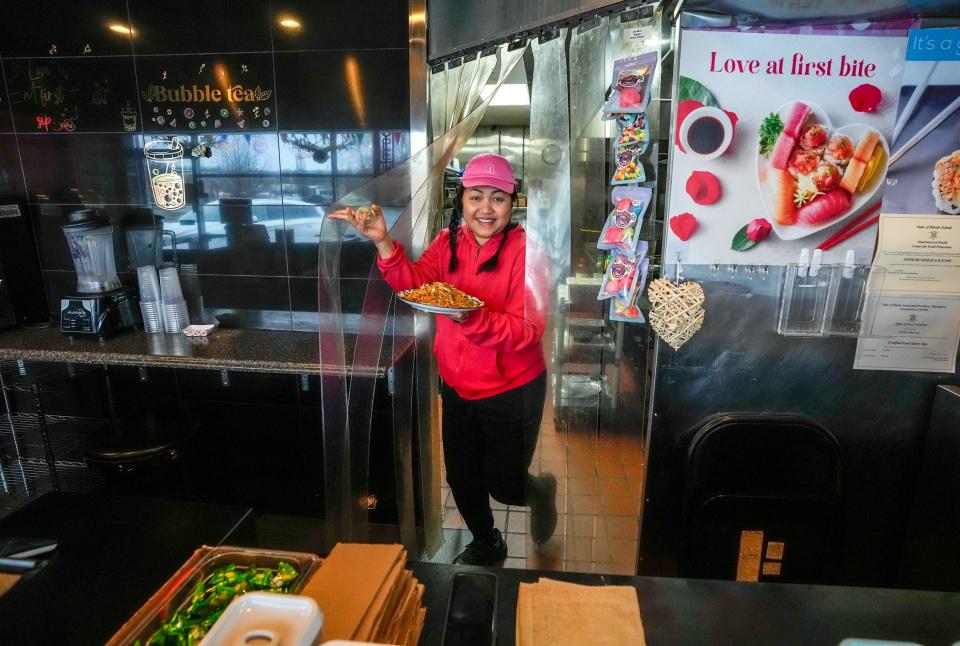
[
  {"left": 123, "top": 208, "right": 177, "bottom": 270},
  {"left": 59, "top": 209, "right": 138, "bottom": 336}
]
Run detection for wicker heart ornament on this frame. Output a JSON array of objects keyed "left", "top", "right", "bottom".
[{"left": 648, "top": 277, "right": 705, "bottom": 350}]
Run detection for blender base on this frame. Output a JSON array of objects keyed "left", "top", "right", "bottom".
[{"left": 60, "top": 287, "right": 139, "bottom": 336}]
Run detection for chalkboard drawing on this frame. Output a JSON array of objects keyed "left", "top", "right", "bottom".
[
  {"left": 36, "top": 114, "right": 53, "bottom": 131},
  {"left": 83, "top": 44, "right": 92, "bottom": 54},
  {"left": 121, "top": 102, "right": 137, "bottom": 131},
  {"left": 91, "top": 82, "right": 109, "bottom": 106},
  {"left": 144, "top": 138, "right": 186, "bottom": 211},
  {"left": 49, "top": 44, "right": 57, "bottom": 55}
]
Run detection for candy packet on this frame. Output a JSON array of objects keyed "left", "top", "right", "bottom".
[
  {"left": 611, "top": 147, "right": 646, "bottom": 184},
  {"left": 598, "top": 250, "right": 645, "bottom": 303},
  {"left": 602, "top": 52, "right": 657, "bottom": 115},
  {"left": 609, "top": 257, "right": 649, "bottom": 323},
  {"left": 598, "top": 187, "right": 651, "bottom": 255},
  {"left": 611, "top": 112, "right": 649, "bottom": 152}
]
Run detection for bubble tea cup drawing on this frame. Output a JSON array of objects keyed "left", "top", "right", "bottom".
[{"left": 144, "top": 138, "right": 186, "bottom": 210}]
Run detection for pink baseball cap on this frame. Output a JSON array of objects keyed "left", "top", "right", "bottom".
[{"left": 461, "top": 153, "right": 516, "bottom": 194}]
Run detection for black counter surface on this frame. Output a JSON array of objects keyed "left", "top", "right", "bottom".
[
  {"left": 2, "top": 494, "right": 960, "bottom": 645},
  {"left": 0, "top": 492, "right": 249, "bottom": 645}
]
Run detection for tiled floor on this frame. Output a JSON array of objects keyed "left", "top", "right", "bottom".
[{"left": 434, "top": 397, "right": 646, "bottom": 575}]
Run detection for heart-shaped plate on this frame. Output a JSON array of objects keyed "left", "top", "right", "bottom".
[{"left": 756, "top": 100, "right": 889, "bottom": 241}]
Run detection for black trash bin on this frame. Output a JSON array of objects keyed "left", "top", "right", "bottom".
[{"left": 681, "top": 414, "right": 843, "bottom": 584}]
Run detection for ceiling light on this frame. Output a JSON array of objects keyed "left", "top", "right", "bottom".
[
  {"left": 480, "top": 84, "right": 530, "bottom": 107},
  {"left": 107, "top": 23, "right": 135, "bottom": 36},
  {"left": 278, "top": 16, "right": 302, "bottom": 30}
]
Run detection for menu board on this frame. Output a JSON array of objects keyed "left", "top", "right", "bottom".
[{"left": 666, "top": 27, "right": 906, "bottom": 265}]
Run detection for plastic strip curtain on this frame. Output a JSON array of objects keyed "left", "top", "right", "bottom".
[
  {"left": 523, "top": 30, "right": 571, "bottom": 562},
  {"left": 316, "top": 44, "right": 527, "bottom": 548},
  {"left": 429, "top": 67, "right": 447, "bottom": 142}
]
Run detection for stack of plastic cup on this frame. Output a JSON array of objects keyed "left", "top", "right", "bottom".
[
  {"left": 179, "top": 263, "right": 205, "bottom": 324},
  {"left": 137, "top": 265, "right": 165, "bottom": 334},
  {"left": 159, "top": 266, "right": 189, "bottom": 333}
]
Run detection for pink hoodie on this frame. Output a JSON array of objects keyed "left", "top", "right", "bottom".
[{"left": 377, "top": 225, "right": 546, "bottom": 400}]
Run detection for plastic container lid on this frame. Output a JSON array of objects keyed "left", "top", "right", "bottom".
[
  {"left": 63, "top": 208, "right": 110, "bottom": 231},
  {"left": 199, "top": 593, "right": 322, "bottom": 646}
]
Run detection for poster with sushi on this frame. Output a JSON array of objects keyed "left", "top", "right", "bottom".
[
  {"left": 666, "top": 27, "right": 907, "bottom": 265},
  {"left": 882, "top": 28, "right": 960, "bottom": 217}
]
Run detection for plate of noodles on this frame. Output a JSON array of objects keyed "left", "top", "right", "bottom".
[{"left": 397, "top": 282, "right": 485, "bottom": 315}]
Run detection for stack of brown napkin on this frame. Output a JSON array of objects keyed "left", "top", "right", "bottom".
[
  {"left": 300, "top": 543, "right": 425, "bottom": 645},
  {"left": 0, "top": 573, "right": 19, "bottom": 597},
  {"left": 517, "top": 578, "right": 646, "bottom": 646}
]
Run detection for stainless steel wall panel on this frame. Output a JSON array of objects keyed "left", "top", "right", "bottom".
[
  {"left": 639, "top": 264, "right": 957, "bottom": 583},
  {"left": 898, "top": 385, "right": 960, "bottom": 591}
]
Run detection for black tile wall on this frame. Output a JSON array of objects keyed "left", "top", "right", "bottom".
[
  {"left": 127, "top": 0, "right": 273, "bottom": 56},
  {"left": 136, "top": 54, "right": 277, "bottom": 134},
  {"left": 17, "top": 133, "right": 144, "bottom": 203},
  {"left": 0, "top": 135, "right": 26, "bottom": 196},
  {"left": 3, "top": 56, "right": 140, "bottom": 133},
  {"left": 271, "top": 1, "right": 409, "bottom": 51},
  {"left": 274, "top": 50, "right": 409, "bottom": 130},
  {"left": 0, "top": 66, "right": 13, "bottom": 133},
  {"left": 0, "top": 1, "right": 132, "bottom": 58},
  {"left": 1, "top": 1, "right": 408, "bottom": 315}
]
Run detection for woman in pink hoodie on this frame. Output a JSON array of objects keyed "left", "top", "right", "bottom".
[{"left": 330, "top": 154, "right": 557, "bottom": 565}]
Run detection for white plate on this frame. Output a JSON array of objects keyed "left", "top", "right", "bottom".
[
  {"left": 756, "top": 100, "right": 889, "bottom": 241},
  {"left": 397, "top": 295, "right": 484, "bottom": 315}
]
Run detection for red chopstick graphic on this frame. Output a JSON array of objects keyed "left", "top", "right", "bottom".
[{"left": 816, "top": 202, "right": 882, "bottom": 251}]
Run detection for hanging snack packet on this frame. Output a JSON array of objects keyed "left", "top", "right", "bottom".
[
  {"left": 610, "top": 257, "right": 649, "bottom": 323},
  {"left": 598, "top": 201, "right": 648, "bottom": 256},
  {"left": 598, "top": 250, "right": 644, "bottom": 303},
  {"left": 599, "top": 186, "right": 651, "bottom": 254},
  {"left": 611, "top": 147, "right": 646, "bottom": 184},
  {"left": 612, "top": 112, "right": 649, "bottom": 152},
  {"left": 602, "top": 52, "right": 657, "bottom": 115}
]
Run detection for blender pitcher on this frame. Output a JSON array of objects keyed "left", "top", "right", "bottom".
[
  {"left": 62, "top": 209, "right": 121, "bottom": 293},
  {"left": 124, "top": 209, "right": 178, "bottom": 270}
]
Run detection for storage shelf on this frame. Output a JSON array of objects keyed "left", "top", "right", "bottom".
[
  {"left": 0, "top": 413, "right": 108, "bottom": 463},
  {"left": 0, "top": 361, "right": 102, "bottom": 393},
  {"left": 1, "top": 456, "right": 103, "bottom": 496}
]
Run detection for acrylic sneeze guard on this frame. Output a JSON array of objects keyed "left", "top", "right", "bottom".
[{"left": 315, "top": 43, "right": 526, "bottom": 552}]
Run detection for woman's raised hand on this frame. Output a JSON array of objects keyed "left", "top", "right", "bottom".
[{"left": 327, "top": 203, "right": 388, "bottom": 243}]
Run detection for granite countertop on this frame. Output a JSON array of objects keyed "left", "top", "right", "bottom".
[{"left": 0, "top": 325, "right": 411, "bottom": 376}]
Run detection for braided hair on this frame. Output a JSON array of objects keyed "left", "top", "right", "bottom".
[{"left": 447, "top": 184, "right": 519, "bottom": 273}]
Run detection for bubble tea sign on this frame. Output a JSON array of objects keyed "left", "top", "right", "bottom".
[{"left": 144, "top": 138, "right": 185, "bottom": 210}]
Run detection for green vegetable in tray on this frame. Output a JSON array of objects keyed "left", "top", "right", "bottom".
[
  {"left": 143, "top": 561, "right": 299, "bottom": 646},
  {"left": 759, "top": 112, "right": 784, "bottom": 157}
]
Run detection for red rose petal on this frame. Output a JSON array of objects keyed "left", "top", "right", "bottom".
[
  {"left": 670, "top": 212, "right": 699, "bottom": 241},
  {"left": 849, "top": 83, "right": 882, "bottom": 113},
  {"left": 685, "top": 170, "right": 722, "bottom": 205}
]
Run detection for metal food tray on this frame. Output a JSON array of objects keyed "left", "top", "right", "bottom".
[{"left": 107, "top": 544, "right": 321, "bottom": 646}]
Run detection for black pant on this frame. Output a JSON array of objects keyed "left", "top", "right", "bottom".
[{"left": 441, "top": 371, "right": 547, "bottom": 544}]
